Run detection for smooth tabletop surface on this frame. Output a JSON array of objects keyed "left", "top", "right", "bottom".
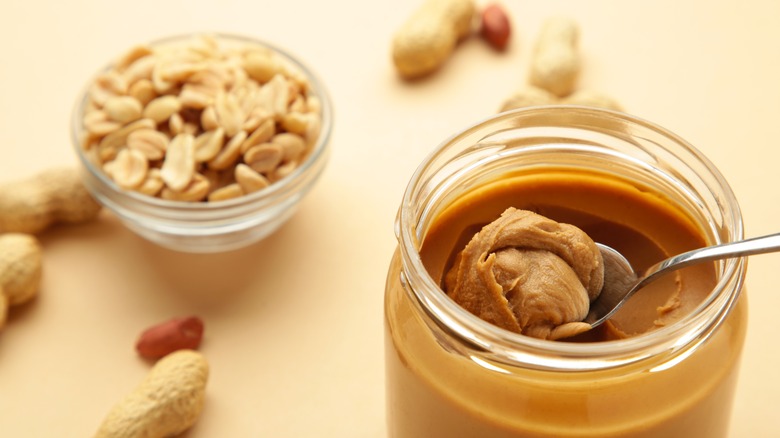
[{"left": 2, "top": 1, "right": 779, "bottom": 436}]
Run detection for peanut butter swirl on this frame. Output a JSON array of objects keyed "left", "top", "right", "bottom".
[{"left": 444, "top": 208, "right": 604, "bottom": 340}]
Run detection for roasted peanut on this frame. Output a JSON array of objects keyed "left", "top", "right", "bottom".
[
  {"left": 240, "top": 119, "right": 275, "bottom": 154},
  {"left": 529, "top": 17, "right": 581, "bottom": 97},
  {"left": 244, "top": 143, "right": 283, "bottom": 174},
  {"left": 500, "top": 17, "right": 623, "bottom": 113},
  {"left": 103, "top": 149, "right": 148, "bottom": 189},
  {"left": 244, "top": 49, "right": 280, "bottom": 83},
  {"left": 392, "top": 0, "right": 476, "bottom": 79},
  {"left": 273, "top": 133, "right": 306, "bottom": 162},
  {"left": 194, "top": 128, "right": 225, "bottom": 163},
  {"left": 480, "top": 3, "right": 511, "bottom": 51},
  {"left": 127, "top": 79, "right": 156, "bottom": 105},
  {"left": 207, "top": 131, "right": 247, "bottom": 171},
  {"left": 94, "top": 350, "right": 209, "bottom": 438},
  {"left": 235, "top": 164, "right": 270, "bottom": 193},
  {"left": 103, "top": 96, "right": 143, "bottom": 124},
  {"left": 143, "top": 95, "right": 182, "bottom": 124},
  {"left": 160, "top": 133, "right": 196, "bottom": 191},
  {"left": 97, "top": 118, "right": 156, "bottom": 162},
  {"left": 137, "top": 168, "right": 164, "bottom": 197},
  {"left": 208, "top": 183, "right": 244, "bottom": 202},
  {"left": 0, "top": 234, "right": 42, "bottom": 330},
  {"left": 136, "top": 316, "right": 205, "bottom": 359},
  {"left": 127, "top": 129, "right": 168, "bottom": 161},
  {"left": 80, "top": 35, "right": 324, "bottom": 203},
  {"left": 160, "top": 173, "right": 210, "bottom": 202},
  {"left": 0, "top": 168, "right": 102, "bottom": 234}
]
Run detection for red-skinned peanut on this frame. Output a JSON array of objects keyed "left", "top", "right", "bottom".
[
  {"left": 481, "top": 4, "right": 511, "bottom": 50},
  {"left": 136, "top": 316, "right": 204, "bottom": 359}
]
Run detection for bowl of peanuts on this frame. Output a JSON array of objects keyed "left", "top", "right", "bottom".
[{"left": 71, "top": 33, "right": 332, "bottom": 253}]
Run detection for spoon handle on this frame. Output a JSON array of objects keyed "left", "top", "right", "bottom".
[{"left": 642, "top": 232, "right": 780, "bottom": 281}]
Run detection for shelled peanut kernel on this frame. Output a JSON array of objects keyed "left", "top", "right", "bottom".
[{"left": 81, "top": 35, "right": 323, "bottom": 203}]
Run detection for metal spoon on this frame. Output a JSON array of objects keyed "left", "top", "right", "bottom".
[{"left": 585, "top": 232, "right": 780, "bottom": 328}]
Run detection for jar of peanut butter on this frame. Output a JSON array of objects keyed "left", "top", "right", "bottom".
[{"left": 385, "top": 106, "right": 747, "bottom": 437}]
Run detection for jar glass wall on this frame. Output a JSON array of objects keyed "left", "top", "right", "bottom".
[{"left": 384, "top": 106, "right": 747, "bottom": 437}]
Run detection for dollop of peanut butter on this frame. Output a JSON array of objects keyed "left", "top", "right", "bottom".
[{"left": 444, "top": 208, "right": 604, "bottom": 340}]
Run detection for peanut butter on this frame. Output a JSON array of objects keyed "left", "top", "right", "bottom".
[
  {"left": 419, "top": 170, "right": 716, "bottom": 342},
  {"left": 443, "top": 207, "right": 603, "bottom": 340},
  {"left": 386, "top": 168, "right": 746, "bottom": 437}
]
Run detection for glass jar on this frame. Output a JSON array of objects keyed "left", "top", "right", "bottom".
[{"left": 385, "top": 106, "right": 747, "bottom": 437}]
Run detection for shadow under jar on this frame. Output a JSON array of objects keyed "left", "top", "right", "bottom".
[{"left": 385, "top": 106, "right": 747, "bottom": 437}]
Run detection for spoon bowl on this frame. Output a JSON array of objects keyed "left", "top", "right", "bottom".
[{"left": 586, "top": 232, "right": 780, "bottom": 328}]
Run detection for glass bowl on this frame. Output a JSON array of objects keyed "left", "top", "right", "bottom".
[{"left": 71, "top": 33, "right": 333, "bottom": 253}]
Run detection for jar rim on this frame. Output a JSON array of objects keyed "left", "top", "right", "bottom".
[{"left": 397, "top": 106, "right": 746, "bottom": 371}]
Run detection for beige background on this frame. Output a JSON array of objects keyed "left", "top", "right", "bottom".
[{"left": 1, "top": 0, "right": 779, "bottom": 436}]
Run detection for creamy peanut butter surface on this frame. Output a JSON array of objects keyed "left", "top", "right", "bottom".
[
  {"left": 420, "top": 170, "right": 715, "bottom": 342},
  {"left": 444, "top": 208, "right": 603, "bottom": 340}
]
